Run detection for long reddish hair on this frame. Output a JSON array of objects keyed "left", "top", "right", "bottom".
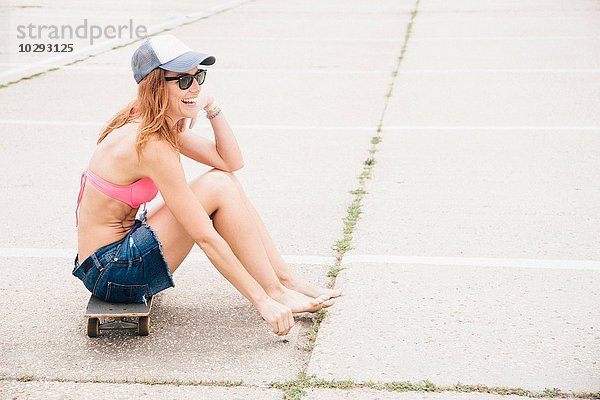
[{"left": 97, "top": 68, "right": 180, "bottom": 161}]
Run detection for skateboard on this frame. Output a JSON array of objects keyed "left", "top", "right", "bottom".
[{"left": 84, "top": 295, "right": 153, "bottom": 337}]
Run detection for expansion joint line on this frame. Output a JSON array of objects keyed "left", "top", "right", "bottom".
[
  {"left": 330, "top": 0, "right": 420, "bottom": 275},
  {"left": 289, "top": 2, "right": 422, "bottom": 400},
  {"left": 270, "top": 376, "right": 600, "bottom": 400}
]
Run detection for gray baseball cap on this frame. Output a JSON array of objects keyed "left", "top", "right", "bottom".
[{"left": 131, "top": 34, "right": 216, "bottom": 84}]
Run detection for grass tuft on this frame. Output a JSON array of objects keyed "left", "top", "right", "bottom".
[
  {"left": 327, "top": 265, "right": 342, "bottom": 278},
  {"left": 2, "top": 374, "right": 243, "bottom": 388},
  {"left": 270, "top": 376, "right": 600, "bottom": 400},
  {"left": 302, "top": 310, "right": 328, "bottom": 352},
  {"left": 298, "top": 1, "right": 423, "bottom": 398}
]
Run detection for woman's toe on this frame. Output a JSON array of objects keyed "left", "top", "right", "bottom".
[
  {"left": 315, "top": 294, "right": 330, "bottom": 303},
  {"left": 322, "top": 298, "right": 336, "bottom": 307}
]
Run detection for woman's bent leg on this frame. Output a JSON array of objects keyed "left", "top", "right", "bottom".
[
  {"left": 226, "top": 173, "right": 342, "bottom": 300},
  {"left": 145, "top": 170, "right": 223, "bottom": 274},
  {"left": 146, "top": 169, "right": 334, "bottom": 312},
  {"left": 209, "top": 172, "right": 335, "bottom": 312}
]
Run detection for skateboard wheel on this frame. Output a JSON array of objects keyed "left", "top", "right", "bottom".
[
  {"left": 138, "top": 316, "right": 150, "bottom": 336},
  {"left": 87, "top": 318, "right": 100, "bottom": 337}
]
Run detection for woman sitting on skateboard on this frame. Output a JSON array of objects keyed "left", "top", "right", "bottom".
[{"left": 72, "top": 34, "right": 341, "bottom": 336}]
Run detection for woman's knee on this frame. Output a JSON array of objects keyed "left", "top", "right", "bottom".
[
  {"left": 189, "top": 168, "right": 239, "bottom": 198},
  {"left": 219, "top": 169, "right": 245, "bottom": 194}
]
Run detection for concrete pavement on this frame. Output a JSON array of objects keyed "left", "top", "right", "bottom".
[{"left": 1, "top": 0, "right": 599, "bottom": 399}]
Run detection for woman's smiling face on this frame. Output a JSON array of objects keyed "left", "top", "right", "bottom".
[{"left": 163, "top": 67, "right": 202, "bottom": 122}]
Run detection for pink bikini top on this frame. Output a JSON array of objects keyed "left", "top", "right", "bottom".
[{"left": 75, "top": 167, "right": 159, "bottom": 227}]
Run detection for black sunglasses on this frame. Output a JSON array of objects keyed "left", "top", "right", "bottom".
[{"left": 165, "top": 69, "right": 207, "bottom": 90}]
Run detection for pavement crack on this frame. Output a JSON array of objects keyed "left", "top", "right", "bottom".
[
  {"left": 0, "top": 375, "right": 244, "bottom": 388},
  {"left": 269, "top": 376, "right": 600, "bottom": 400},
  {"left": 288, "top": 1, "right": 422, "bottom": 399},
  {"left": 330, "top": 0, "right": 420, "bottom": 269}
]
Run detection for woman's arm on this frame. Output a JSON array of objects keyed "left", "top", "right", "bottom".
[
  {"left": 144, "top": 139, "right": 259, "bottom": 300},
  {"left": 206, "top": 105, "right": 244, "bottom": 170},
  {"left": 178, "top": 102, "right": 244, "bottom": 171},
  {"left": 178, "top": 128, "right": 244, "bottom": 172},
  {"left": 142, "top": 139, "right": 292, "bottom": 335}
]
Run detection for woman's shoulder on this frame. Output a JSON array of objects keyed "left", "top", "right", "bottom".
[
  {"left": 139, "top": 135, "right": 180, "bottom": 165},
  {"left": 138, "top": 138, "right": 183, "bottom": 182},
  {"left": 142, "top": 137, "right": 179, "bottom": 159}
]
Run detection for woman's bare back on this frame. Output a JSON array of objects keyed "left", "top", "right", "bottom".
[{"left": 76, "top": 123, "right": 149, "bottom": 264}]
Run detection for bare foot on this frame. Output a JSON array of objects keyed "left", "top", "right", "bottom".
[
  {"left": 282, "top": 276, "right": 343, "bottom": 301},
  {"left": 270, "top": 286, "right": 335, "bottom": 314}
]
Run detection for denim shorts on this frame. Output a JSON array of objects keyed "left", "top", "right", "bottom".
[{"left": 72, "top": 210, "right": 175, "bottom": 304}]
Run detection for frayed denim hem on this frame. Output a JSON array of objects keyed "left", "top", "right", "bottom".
[{"left": 138, "top": 210, "right": 176, "bottom": 292}]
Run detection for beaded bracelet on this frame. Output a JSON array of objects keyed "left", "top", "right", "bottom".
[
  {"left": 207, "top": 108, "right": 221, "bottom": 119},
  {"left": 204, "top": 102, "right": 220, "bottom": 115}
]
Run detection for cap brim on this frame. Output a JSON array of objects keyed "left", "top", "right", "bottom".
[{"left": 159, "top": 51, "right": 216, "bottom": 72}]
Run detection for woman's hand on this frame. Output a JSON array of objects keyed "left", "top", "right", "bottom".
[
  {"left": 255, "top": 297, "right": 295, "bottom": 336},
  {"left": 199, "top": 92, "right": 214, "bottom": 111},
  {"left": 189, "top": 92, "right": 214, "bottom": 129},
  {"left": 175, "top": 92, "right": 215, "bottom": 132},
  {"left": 175, "top": 118, "right": 189, "bottom": 133}
]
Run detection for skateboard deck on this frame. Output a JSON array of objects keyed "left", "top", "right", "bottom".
[{"left": 84, "top": 295, "right": 153, "bottom": 337}]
